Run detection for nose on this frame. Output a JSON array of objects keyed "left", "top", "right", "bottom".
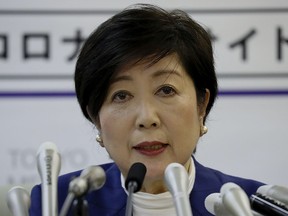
[{"left": 136, "top": 102, "right": 160, "bottom": 129}]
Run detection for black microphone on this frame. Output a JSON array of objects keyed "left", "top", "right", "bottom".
[
  {"left": 6, "top": 186, "right": 31, "bottom": 216},
  {"left": 257, "top": 185, "right": 288, "bottom": 206},
  {"left": 59, "top": 165, "right": 106, "bottom": 216},
  {"left": 250, "top": 193, "right": 288, "bottom": 216},
  {"left": 37, "top": 141, "right": 61, "bottom": 216},
  {"left": 164, "top": 163, "right": 192, "bottom": 216},
  {"left": 124, "top": 162, "right": 147, "bottom": 216}
]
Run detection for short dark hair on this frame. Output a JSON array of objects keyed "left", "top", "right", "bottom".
[{"left": 75, "top": 4, "right": 218, "bottom": 123}]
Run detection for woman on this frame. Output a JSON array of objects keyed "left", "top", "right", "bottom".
[{"left": 30, "top": 4, "right": 264, "bottom": 215}]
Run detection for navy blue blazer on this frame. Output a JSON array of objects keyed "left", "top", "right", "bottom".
[{"left": 29, "top": 158, "right": 264, "bottom": 215}]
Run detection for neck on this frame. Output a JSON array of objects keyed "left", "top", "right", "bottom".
[
  {"left": 140, "top": 158, "right": 192, "bottom": 194},
  {"left": 141, "top": 179, "right": 168, "bottom": 194}
]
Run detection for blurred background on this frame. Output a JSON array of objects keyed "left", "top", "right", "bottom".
[{"left": 0, "top": 0, "right": 288, "bottom": 188}]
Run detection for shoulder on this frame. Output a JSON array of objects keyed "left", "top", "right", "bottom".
[
  {"left": 58, "top": 162, "right": 118, "bottom": 187},
  {"left": 190, "top": 158, "right": 265, "bottom": 215},
  {"left": 193, "top": 157, "right": 265, "bottom": 195},
  {"left": 29, "top": 162, "right": 121, "bottom": 216}
]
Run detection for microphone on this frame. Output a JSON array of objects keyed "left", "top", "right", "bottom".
[
  {"left": 124, "top": 162, "right": 147, "bottom": 216},
  {"left": 205, "top": 193, "right": 230, "bottom": 216},
  {"left": 164, "top": 163, "right": 192, "bottom": 216},
  {"left": 220, "top": 182, "right": 254, "bottom": 216},
  {"left": 79, "top": 165, "right": 106, "bottom": 192},
  {"left": 257, "top": 185, "right": 288, "bottom": 206},
  {"left": 37, "top": 141, "right": 61, "bottom": 216},
  {"left": 250, "top": 193, "right": 288, "bottom": 216},
  {"left": 205, "top": 193, "right": 263, "bottom": 216},
  {"left": 59, "top": 165, "right": 106, "bottom": 216},
  {"left": 6, "top": 186, "right": 31, "bottom": 216}
]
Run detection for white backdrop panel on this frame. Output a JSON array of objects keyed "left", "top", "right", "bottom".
[{"left": 0, "top": 0, "right": 288, "bottom": 186}]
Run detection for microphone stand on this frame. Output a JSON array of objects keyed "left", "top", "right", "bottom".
[
  {"left": 72, "top": 197, "right": 88, "bottom": 216},
  {"left": 125, "top": 182, "right": 137, "bottom": 216}
]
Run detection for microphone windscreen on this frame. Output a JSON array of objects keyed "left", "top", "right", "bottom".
[
  {"left": 6, "top": 186, "right": 31, "bottom": 216},
  {"left": 220, "top": 182, "right": 241, "bottom": 194},
  {"left": 164, "top": 163, "right": 193, "bottom": 216},
  {"left": 37, "top": 141, "right": 58, "bottom": 155},
  {"left": 221, "top": 182, "right": 253, "bottom": 216},
  {"left": 125, "top": 162, "right": 147, "bottom": 192},
  {"left": 81, "top": 165, "right": 106, "bottom": 191},
  {"left": 204, "top": 193, "right": 221, "bottom": 214},
  {"left": 164, "top": 162, "right": 188, "bottom": 194}
]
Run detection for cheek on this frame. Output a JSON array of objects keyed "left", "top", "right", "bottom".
[
  {"left": 98, "top": 108, "right": 130, "bottom": 146},
  {"left": 177, "top": 107, "right": 200, "bottom": 153},
  {"left": 99, "top": 106, "right": 121, "bottom": 128},
  {"left": 171, "top": 100, "right": 200, "bottom": 126},
  {"left": 100, "top": 115, "right": 119, "bottom": 141},
  {"left": 170, "top": 102, "right": 201, "bottom": 142}
]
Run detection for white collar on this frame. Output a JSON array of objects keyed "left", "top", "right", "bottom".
[{"left": 120, "top": 157, "right": 196, "bottom": 216}]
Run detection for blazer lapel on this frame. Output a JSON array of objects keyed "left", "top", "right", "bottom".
[{"left": 86, "top": 164, "right": 127, "bottom": 216}]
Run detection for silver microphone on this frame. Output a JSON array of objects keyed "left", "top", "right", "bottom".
[
  {"left": 164, "top": 163, "right": 192, "bottom": 216},
  {"left": 257, "top": 185, "right": 288, "bottom": 206},
  {"left": 221, "top": 182, "right": 254, "bottom": 216},
  {"left": 59, "top": 165, "right": 106, "bottom": 216},
  {"left": 205, "top": 192, "right": 261, "bottom": 216},
  {"left": 37, "top": 141, "right": 61, "bottom": 216},
  {"left": 79, "top": 165, "right": 106, "bottom": 192},
  {"left": 6, "top": 186, "right": 31, "bottom": 216},
  {"left": 205, "top": 192, "right": 230, "bottom": 216}
]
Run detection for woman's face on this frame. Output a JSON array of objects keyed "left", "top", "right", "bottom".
[{"left": 93, "top": 54, "right": 209, "bottom": 192}]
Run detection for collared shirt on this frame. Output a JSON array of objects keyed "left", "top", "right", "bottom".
[{"left": 121, "top": 157, "right": 195, "bottom": 216}]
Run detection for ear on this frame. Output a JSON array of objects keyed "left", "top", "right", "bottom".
[
  {"left": 199, "top": 89, "right": 210, "bottom": 119},
  {"left": 86, "top": 106, "right": 101, "bottom": 130}
]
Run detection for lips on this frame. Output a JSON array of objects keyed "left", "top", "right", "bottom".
[{"left": 133, "top": 141, "right": 168, "bottom": 156}]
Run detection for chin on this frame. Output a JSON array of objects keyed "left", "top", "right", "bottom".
[{"left": 144, "top": 165, "right": 166, "bottom": 181}]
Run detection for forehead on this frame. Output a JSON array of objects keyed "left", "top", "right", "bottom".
[{"left": 114, "top": 54, "right": 184, "bottom": 78}]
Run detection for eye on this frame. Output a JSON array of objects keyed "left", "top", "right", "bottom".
[
  {"left": 112, "top": 91, "right": 132, "bottom": 103},
  {"left": 156, "top": 85, "right": 176, "bottom": 97}
]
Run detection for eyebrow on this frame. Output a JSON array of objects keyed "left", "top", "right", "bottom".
[
  {"left": 152, "top": 69, "right": 182, "bottom": 79},
  {"left": 110, "top": 69, "right": 182, "bottom": 84},
  {"left": 110, "top": 75, "right": 132, "bottom": 84}
]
